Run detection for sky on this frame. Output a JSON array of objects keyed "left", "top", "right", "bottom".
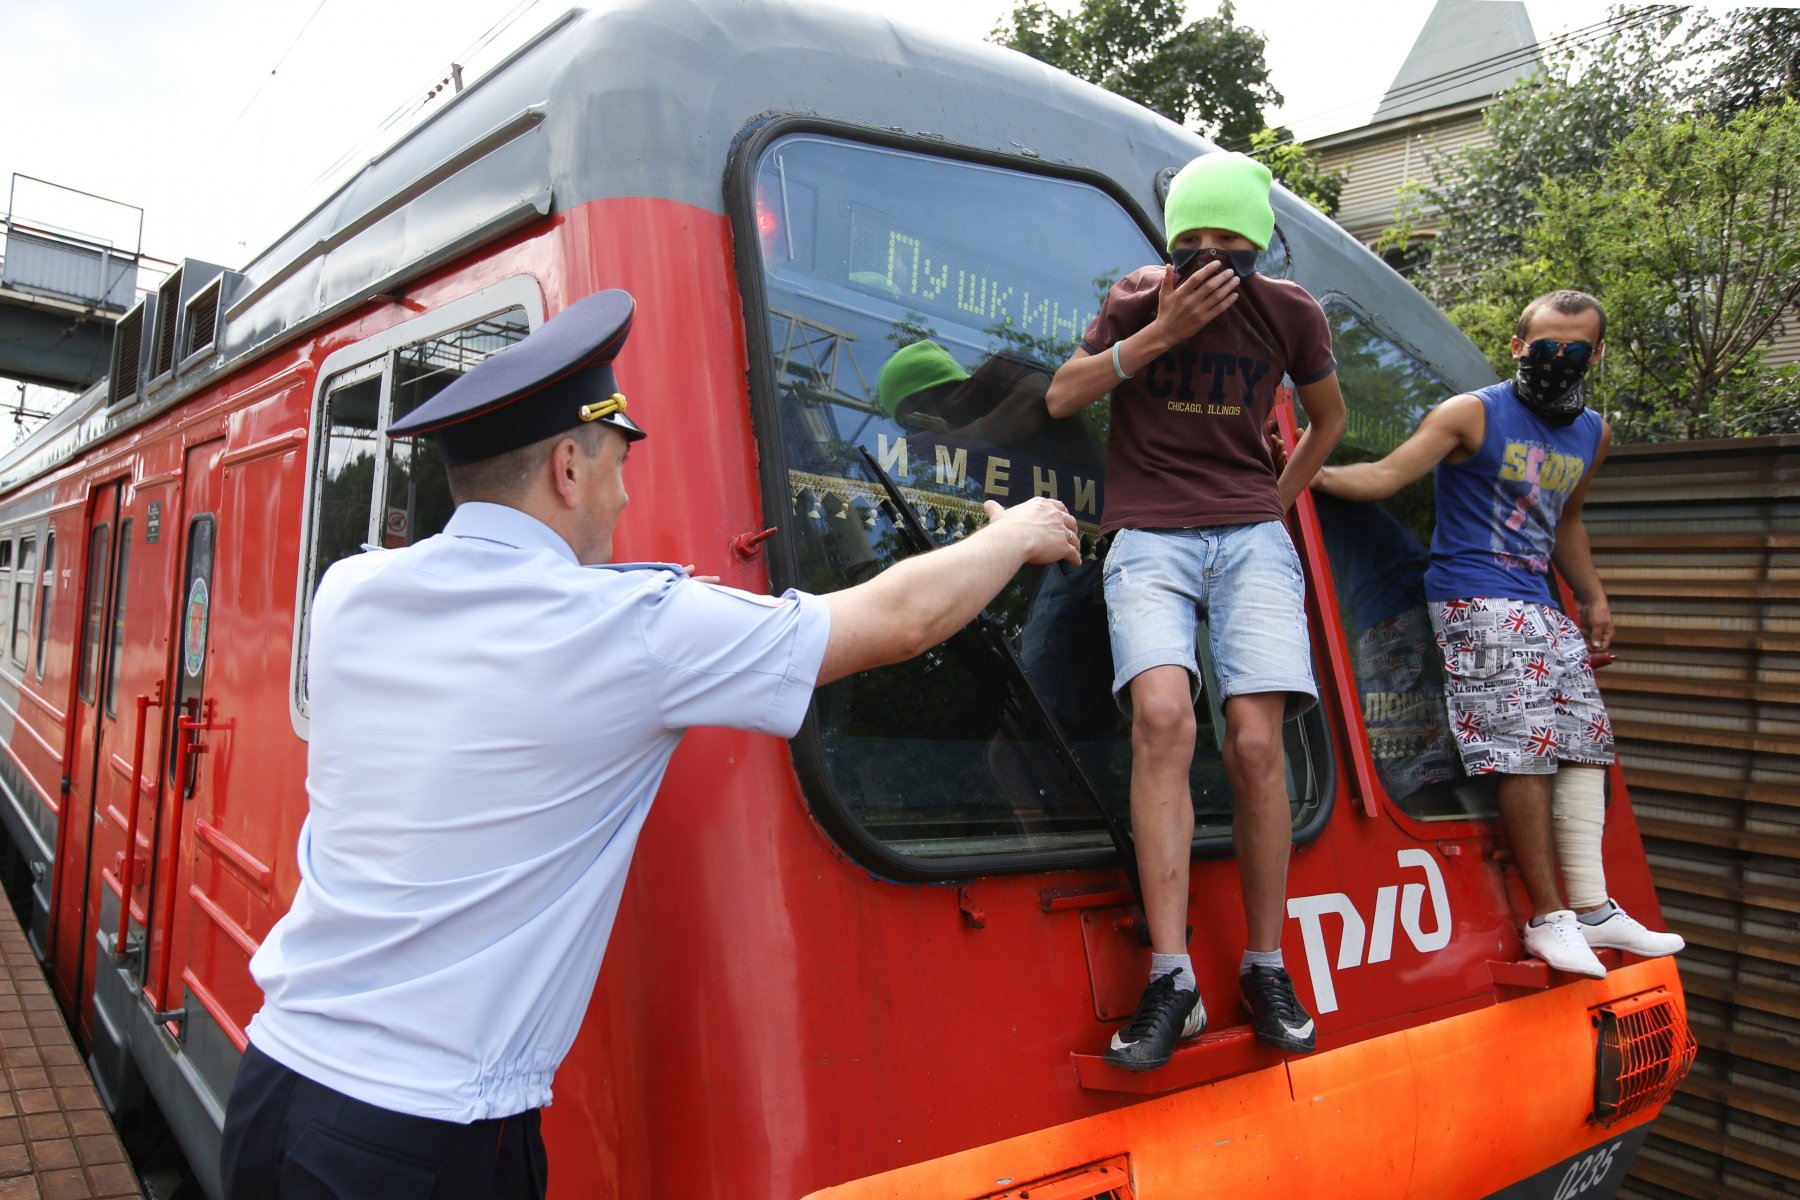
[{"left": 0, "top": 0, "right": 1786, "bottom": 428}]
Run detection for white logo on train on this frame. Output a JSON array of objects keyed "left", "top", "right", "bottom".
[{"left": 1285, "top": 849, "right": 1452, "bottom": 1014}]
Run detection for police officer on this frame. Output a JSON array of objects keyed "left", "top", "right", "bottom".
[{"left": 219, "top": 290, "right": 1080, "bottom": 1199}]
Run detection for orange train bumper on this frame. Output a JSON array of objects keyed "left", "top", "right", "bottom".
[{"left": 806, "top": 958, "right": 1686, "bottom": 1200}]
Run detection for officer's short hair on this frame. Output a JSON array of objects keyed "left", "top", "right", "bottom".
[
  {"left": 1517, "top": 290, "right": 1606, "bottom": 342},
  {"left": 445, "top": 421, "right": 612, "bottom": 505}
]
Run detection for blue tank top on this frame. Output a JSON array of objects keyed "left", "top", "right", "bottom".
[{"left": 1423, "top": 380, "right": 1603, "bottom": 605}]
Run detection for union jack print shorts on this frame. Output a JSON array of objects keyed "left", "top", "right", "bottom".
[{"left": 1428, "top": 597, "right": 1615, "bottom": 776}]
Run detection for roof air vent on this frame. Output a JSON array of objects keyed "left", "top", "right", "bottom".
[
  {"left": 108, "top": 296, "right": 154, "bottom": 408},
  {"left": 180, "top": 272, "right": 231, "bottom": 363},
  {"left": 145, "top": 259, "right": 228, "bottom": 388},
  {"left": 151, "top": 268, "right": 184, "bottom": 381}
]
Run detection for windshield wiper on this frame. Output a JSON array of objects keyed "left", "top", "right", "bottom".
[{"left": 855, "top": 446, "right": 1143, "bottom": 904}]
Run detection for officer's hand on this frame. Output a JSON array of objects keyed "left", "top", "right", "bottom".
[
  {"left": 983, "top": 498, "right": 1081, "bottom": 566},
  {"left": 681, "top": 563, "right": 722, "bottom": 585},
  {"left": 1153, "top": 259, "right": 1237, "bottom": 342}
]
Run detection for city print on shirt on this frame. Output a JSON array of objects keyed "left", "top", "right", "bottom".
[{"left": 1143, "top": 349, "right": 1274, "bottom": 417}]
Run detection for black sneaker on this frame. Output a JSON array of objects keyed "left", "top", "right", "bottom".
[
  {"left": 1104, "top": 970, "right": 1207, "bottom": 1072},
  {"left": 1240, "top": 965, "right": 1317, "bottom": 1053}
]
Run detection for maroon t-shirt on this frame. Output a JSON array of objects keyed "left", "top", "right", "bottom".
[{"left": 1080, "top": 266, "right": 1336, "bottom": 534}]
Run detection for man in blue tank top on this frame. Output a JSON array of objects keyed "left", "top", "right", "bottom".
[{"left": 1307, "top": 290, "right": 1681, "bottom": 977}]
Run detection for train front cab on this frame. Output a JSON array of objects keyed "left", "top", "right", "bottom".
[
  {"left": 712, "top": 119, "right": 1694, "bottom": 1199},
  {"left": 0, "top": 6, "right": 1697, "bottom": 1195}
]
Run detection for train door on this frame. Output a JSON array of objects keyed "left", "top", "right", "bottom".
[
  {"left": 48, "top": 479, "right": 126, "bottom": 1025},
  {"left": 141, "top": 440, "right": 224, "bottom": 1028}
]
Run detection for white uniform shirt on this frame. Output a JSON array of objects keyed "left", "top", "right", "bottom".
[{"left": 248, "top": 502, "right": 830, "bottom": 1121}]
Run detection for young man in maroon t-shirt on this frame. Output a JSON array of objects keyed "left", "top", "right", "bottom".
[{"left": 1047, "top": 151, "right": 1346, "bottom": 1070}]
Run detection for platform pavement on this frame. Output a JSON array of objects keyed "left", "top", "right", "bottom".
[{"left": 0, "top": 899, "right": 141, "bottom": 1199}]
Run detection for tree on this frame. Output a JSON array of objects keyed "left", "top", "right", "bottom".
[
  {"left": 1383, "top": 5, "right": 1800, "bottom": 439},
  {"left": 1384, "top": 5, "right": 1704, "bottom": 294},
  {"left": 990, "top": 0, "right": 1343, "bottom": 215},
  {"left": 1521, "top": 103, "right": 1800, "bottom": 439},
  {"left": 1247, "top": 126, "right": 1341, "bottom": 217},
  {"left": 1708, "top": 6, "right": 1800, "bottom": 115},
  {"left": 992, "top": 0, "right": 1278, "bottom": 147}
]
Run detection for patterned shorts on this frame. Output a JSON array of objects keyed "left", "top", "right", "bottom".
[{"left": 1429, "top": 597, "right": 1615, "bottom": 776}]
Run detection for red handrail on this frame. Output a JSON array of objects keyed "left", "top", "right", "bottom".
[
  {"left": 1275, "top": 396, "right": 1384, "bottom": 818},
  {"left": 151, "top": 697, "right": 218, "bottom": 1016},
  {"left": 114, "top": 681, "right": 164, "bottom": 955}
]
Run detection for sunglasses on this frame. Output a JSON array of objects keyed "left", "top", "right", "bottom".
[{"left": 1523, "top": 338, "right": 1595, "bottom": 366}]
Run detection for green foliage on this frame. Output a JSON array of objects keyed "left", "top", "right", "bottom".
[
  {"left": 1707, "top": 7, "right": 1800, "bottom": 114},
  {"left": 991, "top": 0, "right": 1279, "bottom": 147},
  {"left": 990, "top": 0, "right": 1342, "bottom": 216},
  {"left": 1393, "top": 5, "right": 1800, "bottom": 441},
  {"left": 1247, "top": 126, "right": 1342, "bottom": 217},
  {"left": 1524, "top": 102, "right": 1800, "bottom": 439},
  {"left": 1410, "top": 6, "right": 1703, "bottom": 295}
]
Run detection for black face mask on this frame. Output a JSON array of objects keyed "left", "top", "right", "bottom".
[
  {"left": 1513, "top": 353, "right": 1590, "bottom": 425},
  {"left": 1172, "top": 245, "right": 1258, "bottom": 281}
]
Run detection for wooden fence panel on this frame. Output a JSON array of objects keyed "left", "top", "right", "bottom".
[{"left": 1585, "top": 436, "right": 1800, "bottom": 1200}]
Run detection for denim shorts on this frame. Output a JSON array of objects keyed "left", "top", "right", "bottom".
[{"left": 1102, "top": 522, "right": 1318, "bottom": 717}]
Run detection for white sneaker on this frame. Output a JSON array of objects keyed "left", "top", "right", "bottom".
[
  {"left": 1580, "top": 903, "right": 1685, "bottom": 958},
  {"left": 1522, "top": 911, "right": 1607, "bottom": 978}
]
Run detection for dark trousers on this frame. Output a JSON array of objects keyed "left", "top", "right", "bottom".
[{"left": 220, "top": 1043, "right": 548, "bottom": 1200}]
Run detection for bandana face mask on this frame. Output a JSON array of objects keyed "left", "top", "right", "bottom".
[
  {"left": 1513, "top": 338, "right": 1594, "bottom": 425},
  {"left": 1172, "top": 245, "right": 1259, "bottom": 281}
]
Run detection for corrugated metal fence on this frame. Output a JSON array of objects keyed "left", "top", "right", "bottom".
[{"left": 1584, "top": 436, "right": 1799, "bottom": 1200}]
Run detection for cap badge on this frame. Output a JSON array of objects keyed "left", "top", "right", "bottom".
[{"left": 578, "top": 393, "right": 629, "bottom": 423}]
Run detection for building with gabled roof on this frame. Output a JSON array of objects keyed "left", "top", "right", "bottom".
[{"left": 1308, "top": 0, "right": 1540, "bottom": 254}]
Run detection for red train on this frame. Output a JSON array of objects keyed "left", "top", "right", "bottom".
[{"left": 0, "top": 2, "right": 1691, "bottom": 1196}]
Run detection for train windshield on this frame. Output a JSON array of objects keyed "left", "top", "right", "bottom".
[{"left": 745, "top": 132, "right": 1331, "bottom": 868}]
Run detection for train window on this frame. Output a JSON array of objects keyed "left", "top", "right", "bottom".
[
  {"left": 1313, "top": 303, "right": 1497, "bottom": 822},
  {"left": 0, "top": 538, "right": 11, "bottom": 661},
  {"left": 11, "top": 538, "right": 36, "bottom": 666},
  {"left": 104, "top": 522, "right": 131, "bottom": 717},
  {"left": 311, "top": 360, "right": 385, "bottom": 590},
  {"left": 306, "top": 311, "right": 527, "bottom": 597},
  {"left": 175, "top": 516, "right": 215, "bottom": 792},
  {"left": 35, "top": 533, "right": 53, "bottom": 681},
  {"left": 298, "top": 308, "right": 530, "bottom": 708},
  {"left": 743, "top": 132, "right": 1331, "bottom": 870},
  {"left": 79, "top": 525, "right": 110, "bottom": 705}
]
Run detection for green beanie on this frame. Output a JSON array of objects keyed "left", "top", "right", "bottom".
[
  {"left": 877, "top": 341, "right": 969, "bottom": 417},
  {"left": 1162, "top": 151, "right": 1274, "bottom": 251}
]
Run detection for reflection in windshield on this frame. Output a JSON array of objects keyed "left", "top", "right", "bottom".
[
  {"left": 1318, "top": 305, "right": 1497, "bottom": 821},
  {"left": 753, "top": 134, "right": 1329, "bottom": 862}
]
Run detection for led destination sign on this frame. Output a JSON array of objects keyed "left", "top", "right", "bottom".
[{"left": 846, "top": 205, "right": 1099, "bottom": 348}]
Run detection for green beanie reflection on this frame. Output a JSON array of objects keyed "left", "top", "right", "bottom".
[{"left": 877, "top": 341, "right": 969, "bottom": 418}]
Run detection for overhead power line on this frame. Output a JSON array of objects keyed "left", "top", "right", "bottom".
[
  {"left": 222, "top": 0, "right": 335, "bottom": 141},
  {"left": 304, "top": 0, "right": 553, "bottom": 195}
]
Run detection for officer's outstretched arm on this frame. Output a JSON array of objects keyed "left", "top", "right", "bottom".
[{"left": 816, "top": 498, "right": 1080, "bottom": 685}]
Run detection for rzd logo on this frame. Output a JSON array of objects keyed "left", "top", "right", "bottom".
[{"left": 1285, "top": 849, "right": 1452, "bottom": 1014}]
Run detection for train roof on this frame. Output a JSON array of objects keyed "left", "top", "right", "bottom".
[{"left": 0, "top": 0, "right": 1494, "bottom": 494}]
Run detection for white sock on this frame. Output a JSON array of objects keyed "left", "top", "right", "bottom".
[
  {"left": 1552, "top": 767, "right": 1610, "bottom": 911},
  {"left": 1151, "top": 952, "right": 1196, "bottom": 993},
  {"left": 1240, "top": 948, "right": 1283, "bottom": 974}
]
